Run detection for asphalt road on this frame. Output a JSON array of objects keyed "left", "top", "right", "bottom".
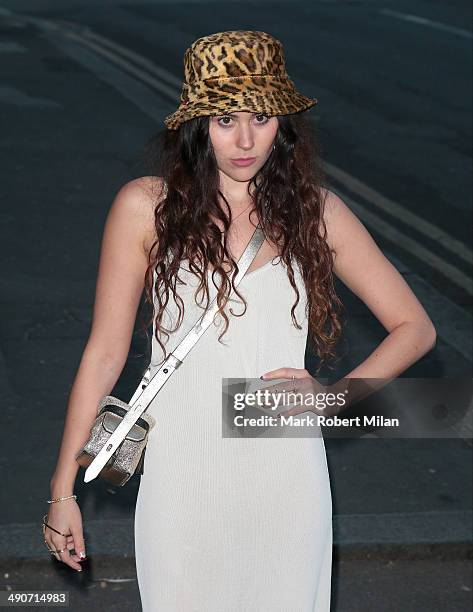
[
  {"left": 2, "top": 555, "right": 472, "bottom": 611},
  {"left": 0, "top": 2, "right": 471, "bottom": 611}
]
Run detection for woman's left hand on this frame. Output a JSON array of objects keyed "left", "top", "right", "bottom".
[{"left": 258, "top": 367, "right": 330, "bottom": 419}]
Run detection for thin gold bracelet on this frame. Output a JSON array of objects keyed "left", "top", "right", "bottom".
[
  {"left": 42, "top": 514, "right": 71, "bottom": 537},
  {"left": 46, "top": 494, "right": 77, "bottom": 504}
]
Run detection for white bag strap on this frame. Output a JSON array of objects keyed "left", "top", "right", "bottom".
[{"left": 83, "top": 224, "right": 266, "bottom": 482}]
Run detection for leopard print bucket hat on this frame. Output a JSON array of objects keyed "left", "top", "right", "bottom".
[{"left": 164, "top": 30, "right": 318, "bottom": 130}]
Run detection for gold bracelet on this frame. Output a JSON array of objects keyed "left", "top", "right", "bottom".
[{"left": 46, "top": 494, "right": 77, "bottom": 504}]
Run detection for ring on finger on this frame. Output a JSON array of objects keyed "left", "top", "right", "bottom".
[
  {"left": 44, "top": 539, "right": 67, "bottom": 555},
  {"left": 44, "top": 540, "right": 55, "bottom": 552}
]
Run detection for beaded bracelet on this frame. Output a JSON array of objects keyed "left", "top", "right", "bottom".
[{"left": 46, "top": 494, "right": 77, "bottom": 504}]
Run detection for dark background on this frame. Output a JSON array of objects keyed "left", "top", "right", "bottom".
[{"left": 0, "top": 1, "right": 471, "bottom": 610}]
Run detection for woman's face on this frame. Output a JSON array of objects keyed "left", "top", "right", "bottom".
[{"left": 208, "top": 111, "right": 279, "bottom": 184}]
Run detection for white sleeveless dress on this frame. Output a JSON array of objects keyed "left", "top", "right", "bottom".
[{"left": 134, "top": 256, "right": 333, "bottom": 611}]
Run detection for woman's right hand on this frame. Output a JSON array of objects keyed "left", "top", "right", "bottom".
[{"left": 43, "top": 498, "right": 86, "bottom": 572}]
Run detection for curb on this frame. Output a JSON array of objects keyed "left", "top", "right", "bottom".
[
  {"left": 333, "top": 510, "right": 473, "bottom": 559},
  {"left": 2, "top": 511, "right": 471, "bottom": 566}
]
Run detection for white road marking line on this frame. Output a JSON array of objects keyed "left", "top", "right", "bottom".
[
  {"left": 324, "top": 162, "right": 472, "bottom": 266},
  {"left": 72, "top": 25, "right": 183, "bottom": 90},
  {"left": 338, "top": 191, "right": 473, "bottom": 295},
  {"left": 62, "top": 30, "right": 179, "bottom": 102},
  {"left": 44, "top": 28, "right": 170, "bottom": 122},
  {"left": 380, "top": 8, "right": 473, "bottom": 39}
]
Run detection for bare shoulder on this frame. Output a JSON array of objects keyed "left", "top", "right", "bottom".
[
  {"left": 111, "top": 176, "right": 166, "bottom": 255},
  {"left": 320, "top": 188, "right": 345, "bottom": 239},
  {"left": 319, "top": 187, "right": 365, "bottom": 255},
  {"left": 318, "top": 186, "right": 387, "bottom": 277}
]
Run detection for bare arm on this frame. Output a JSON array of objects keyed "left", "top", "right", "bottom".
[
  {"left": 50, "top": 176, "right": 163, "bottom": 496},
  {"left": 322, "top": 188, "right": 437, "bottom": 407}
]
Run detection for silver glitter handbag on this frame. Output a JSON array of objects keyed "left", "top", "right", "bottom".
[{"left": 76, "top": 225, "right": 266, "bottom": 487}]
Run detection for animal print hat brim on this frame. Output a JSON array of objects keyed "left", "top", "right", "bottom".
[{"left": 164, "top": 30, "right": 318, "bottom": 130}]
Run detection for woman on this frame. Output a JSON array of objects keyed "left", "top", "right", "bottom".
[{"left": 44, "top": 31, "right": 436, "bottom": 610}]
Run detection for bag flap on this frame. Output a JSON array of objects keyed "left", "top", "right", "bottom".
[{"left": 101, "top": 411, "right": 147, "bottom": 442}]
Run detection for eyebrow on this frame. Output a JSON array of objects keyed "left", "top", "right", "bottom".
[{"left": 220, "top": 112, "right": 257, "bottom": 117}]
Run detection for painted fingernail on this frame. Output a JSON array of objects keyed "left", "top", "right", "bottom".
[
  {"left": 79, "top": 551, "right": 86, "bottom": 559},
  {"left": 77, "top": 568, "right": 83, "bottom": 572},
  {"left": 260, "top": 375, "right": 265, "bottom": 379}
]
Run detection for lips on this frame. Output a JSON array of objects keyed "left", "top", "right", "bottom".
[{"left": 231, "top": 157, "right": 256, "bottom": 167}]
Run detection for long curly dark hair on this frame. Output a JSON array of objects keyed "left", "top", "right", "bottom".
[{"left": 138, "top": 112, "right": 345, "bottom": 376}]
